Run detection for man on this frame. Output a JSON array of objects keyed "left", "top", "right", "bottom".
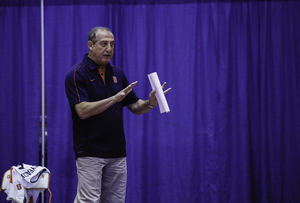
[{"left": 65, "top": 26, "right": 170, "bottom": 203}]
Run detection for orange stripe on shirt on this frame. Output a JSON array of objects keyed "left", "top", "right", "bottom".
[{"left": 73, "top": 64, "right": 86, "bottom": 103}]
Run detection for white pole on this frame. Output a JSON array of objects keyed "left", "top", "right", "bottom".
[{"left": 41, "top": 0, "right": 45, "bottom": 202}]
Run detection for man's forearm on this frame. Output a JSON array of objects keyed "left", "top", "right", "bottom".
[
  {"left": 75, "top": 96, "right": 117, "bottom": 120},
  {"left": 127, "top": 99, "right": 156, "bottom": 115},
  {"left": 75, "top": 81, "right": 138, "bottom": 120}
]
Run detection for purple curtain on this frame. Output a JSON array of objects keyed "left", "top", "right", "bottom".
[
  {"left": 1, "top": 1, "right": 300, "bottom": 203},
  {"left": 0, "top": 2, "right": 41, "bottom": 202},
  {"left": 45, "top": 1, "right": 300, "bottom": 203}
]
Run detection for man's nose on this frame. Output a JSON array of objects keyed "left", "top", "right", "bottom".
[{"left": 106, "top": 44, "right": 113, "bottom": 51}]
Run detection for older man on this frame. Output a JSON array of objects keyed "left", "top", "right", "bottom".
[{"left": 65, "top": 27, "right": 170, "bottom": 203}]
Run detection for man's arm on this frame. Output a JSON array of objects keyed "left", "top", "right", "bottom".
[
  {"left": 75, "top": 81, "right": 138, "bottom": 120},
  {"left": 127, "top": 82, "right": 171, "bottom": 115}
]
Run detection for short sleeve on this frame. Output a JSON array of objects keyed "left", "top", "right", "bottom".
[{"left": 65, "top": 69, "right": 89, "bottom": 108}]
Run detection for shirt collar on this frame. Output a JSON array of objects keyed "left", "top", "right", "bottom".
[{"left": 82, "top": 53, "right": 112, "bottom": 71}]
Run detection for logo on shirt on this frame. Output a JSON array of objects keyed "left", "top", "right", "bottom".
[
  {"left": 20, "top": 166, "right": 37, "bottom": 179},
  {"left": 17, "top": 184, "right": 22, "bottom": 190},
  {"left": 113, "top": 76, "right": 118, "bottom": 83}
]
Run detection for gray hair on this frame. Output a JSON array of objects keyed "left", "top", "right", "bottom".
[{"left": 88, "top": 27, "right": 113, "bottom": 44}]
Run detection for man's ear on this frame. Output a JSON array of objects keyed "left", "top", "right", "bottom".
[{"left": 88, "top": 41, "right": 93, "bottom": 51}]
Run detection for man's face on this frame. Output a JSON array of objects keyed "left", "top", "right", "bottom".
[{"left": 88, "top": 30, "right": 115, "bottom": 66}]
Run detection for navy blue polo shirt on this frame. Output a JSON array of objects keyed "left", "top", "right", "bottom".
[{"left": 65, "top": 54, "right": 139, "bottom": 159}]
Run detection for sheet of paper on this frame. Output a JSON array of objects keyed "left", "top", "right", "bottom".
[{"left": 147, "top": 72, "right": 170, "bottom": 113}]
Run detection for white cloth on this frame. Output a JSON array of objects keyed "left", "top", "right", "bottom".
[{"left": 5, "top": 164, "right": 50, "bottom": 203}]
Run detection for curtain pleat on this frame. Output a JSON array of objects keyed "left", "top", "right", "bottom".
[{"left": 0, "top": 5, "right": 41, "bottom": 203}]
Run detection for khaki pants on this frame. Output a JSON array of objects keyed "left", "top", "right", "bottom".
[{"left": 74, "top": 157, "right": 127, "bottom": 203}]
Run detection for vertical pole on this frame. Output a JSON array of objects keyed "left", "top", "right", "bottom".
[{"left": 41, "top": 0, "right": 45, "bottom": 202}]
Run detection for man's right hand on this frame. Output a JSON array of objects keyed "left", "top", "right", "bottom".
[{"left": 114, "top": 81, "right": 138, "bottom": 102}]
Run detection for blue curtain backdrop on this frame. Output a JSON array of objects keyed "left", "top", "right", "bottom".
[
  {"left": 0, "top": 2, "right": 41, "bottom": 202},
  {"left": 1, "top": 0, "right": 300, "bottom": 203}
]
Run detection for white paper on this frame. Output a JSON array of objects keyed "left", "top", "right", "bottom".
[{"left": 147, "top": 72, "right": 170, "bottom": 113}]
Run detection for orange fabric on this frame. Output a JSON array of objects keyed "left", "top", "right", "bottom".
[{"left": 98, "top": 67, "right": 106, "bottom": 85}]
